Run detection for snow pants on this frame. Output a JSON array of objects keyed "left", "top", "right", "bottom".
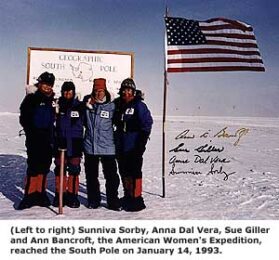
[
  {"left": 117, "top": 151, "right": 143, "bottom": 198},
  {"left": 54, "top": 156, "right": 81, "bottom": 195},
  {"left": 24, "top": 132, "right": 53, "bottom": 195},
  {"left": 84, "top": 154, "right": 120, "bottom": 205}
]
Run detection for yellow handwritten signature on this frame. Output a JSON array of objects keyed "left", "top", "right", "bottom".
[
  {"left": 175, "top": 127, "right": 249, "bottom": 146},
  {"left": 214, "top": 127, "right": 249, "bottom": 146}
]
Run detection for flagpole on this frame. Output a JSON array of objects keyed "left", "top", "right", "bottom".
[
  {"left": 162, "top": 68, "right": 167, "bottom": 198},
  {"left": 162, "top": 6, "right": 169, "bottom": 198}
]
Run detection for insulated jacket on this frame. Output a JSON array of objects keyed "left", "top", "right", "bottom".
[
  {"left": 55, "top": 97, "right": 84, "bottom": 157},
  {"left": 113, "top": 95, "right": 153, "bottom": 154},
  {"left": 83, "top": 93, "right": 115, "bottom": 155},
  {"left": 19, "top": 88, "right": 56, "bottom": 145}
]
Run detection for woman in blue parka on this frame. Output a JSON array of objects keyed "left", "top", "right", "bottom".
[
  {"left": 54, "top": 81, "right": 84, "bottom": 208},
  {"left": 18, "top": 72, "right": 56, "bottom": 210},
  {"left": 114, "top": 78, "right": 153, "bottom": 212},
  {"left": 83, "top": 78, "right": 120, "bottom": 211}
]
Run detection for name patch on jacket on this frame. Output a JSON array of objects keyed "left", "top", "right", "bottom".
[
  {"left": 100, "top": 110, "right": 109, "bottom": 118},
  {"left": 71, "top": 111, "right": 79, "bottom": 118},
  {"left": 125, "top": 108, "right": 134, "bottom": 115}
]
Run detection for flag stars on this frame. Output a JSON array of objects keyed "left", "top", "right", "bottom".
[{"left": 165, "top": 17, "right": 207, "bottom": 45}]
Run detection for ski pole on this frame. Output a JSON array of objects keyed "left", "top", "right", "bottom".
[{"left": 58, "top": 148, "right": 66, "bottom": 214}]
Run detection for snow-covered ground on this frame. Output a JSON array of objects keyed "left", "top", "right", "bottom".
[{"left": 0, "top": 112, "right": 278, "bottom": 219}]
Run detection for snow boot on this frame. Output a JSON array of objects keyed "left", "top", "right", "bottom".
[
  {"left": 124, "top": 196, "right": 146, "bottom": 212},
  {"left": 107, "top": 197, "right": 121, "bottom": 211},
  {"left": 17, "top": 192, "right": 40, "bottom": 210},
  {"left": 66, "top": 192, "right": 80, "bottom": 208},
  {"left": 17, "top": 176, "right": 39, "bottom": 210},
  {"left": 121, "top": 177, "right": 145, "bottom": 211},
  {"left": 37, "top": 174, "right": 51, "bottom": 207},
  {"left": 52, "top": 192, "right": 68, "bottom": 207},
  {"left": 87, "top": 200, "right": 100, "bottom": 209},
  {"left": 38, "top": 191, "right": 51, "bottom": 207},
  {"left": 53, "top": 176, "right": 67, "bottom": 207},
  {"left": 66, "top": 175, "right": 80, "bottom": 208},
  {"left": 120, "top": 195, "right": 132, "bottom": 211}
]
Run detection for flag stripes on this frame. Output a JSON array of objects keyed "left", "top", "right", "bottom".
[{"left": 165, "top": 17, "right": 265, "bottom": 72}]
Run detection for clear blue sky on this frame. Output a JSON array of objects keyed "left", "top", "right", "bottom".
[{"left": 0, "top": 0, "right": 278, "bottom": 116}]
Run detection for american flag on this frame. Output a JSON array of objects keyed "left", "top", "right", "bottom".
[{"left": 165, "top": 17, "right": 265, "bottom": 73}]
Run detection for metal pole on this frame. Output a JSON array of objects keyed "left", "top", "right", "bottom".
[
  {"left": 162, "top": 71, "right": 168, "bottom": 198},
  {"left": 162, "top": 7, "right": 169, "bottom": 198},
  {"left": 58, "top": 149, "right": 66, "bottom": 214}
]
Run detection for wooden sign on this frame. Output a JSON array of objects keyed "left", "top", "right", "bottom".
[{"left": 27, "top": 47, "right": 134, "bottom": 99}]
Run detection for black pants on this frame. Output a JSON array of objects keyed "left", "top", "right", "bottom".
[
  {"left": 23, "top": 131, "right": 53, "bottom": 195},
  {"left": 25, "top": 132, "right": 53, "bottom": 176},
  {"left": 117, "top": 151, "right": 143, "bottom": 198},
  {"left": 84, "top": 154, "right": 120, "bottom": 204}
]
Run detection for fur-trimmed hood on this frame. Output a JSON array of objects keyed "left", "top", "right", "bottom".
[{"left": 25, "top": 85, "right": 38, "bottom": 94}]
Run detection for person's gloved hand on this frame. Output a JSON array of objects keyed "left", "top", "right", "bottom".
[
  {"left": 135, "top": 131, "right": 150, "bottom": 156},
  {"left": 58, "top": 137, "right": 67, "bottom": 149}
]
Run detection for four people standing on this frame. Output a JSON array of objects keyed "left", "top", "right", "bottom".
[{"left": 18, "top": 74, "right": 152, "bottom": 212}]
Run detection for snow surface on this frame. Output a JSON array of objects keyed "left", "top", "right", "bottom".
[{"left": 0, "top": 112, "right": 278, "bottom": 220}]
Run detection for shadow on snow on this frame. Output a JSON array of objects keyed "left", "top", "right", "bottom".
[{"left": 0, "top": 154, "right": 99, "bottom": 211}]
